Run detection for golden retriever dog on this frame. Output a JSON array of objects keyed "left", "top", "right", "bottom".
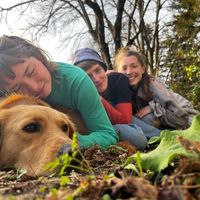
[{"left": 0, "top": 94, "right": 81, "bottom": 177}]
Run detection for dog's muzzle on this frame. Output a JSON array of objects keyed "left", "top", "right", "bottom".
[{"left": 58, "top": 143, "right": 72, "bottom": 157}]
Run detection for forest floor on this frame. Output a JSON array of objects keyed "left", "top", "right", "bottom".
[{"left": 0, "top": 141, "right": 200, "bottom": 200}]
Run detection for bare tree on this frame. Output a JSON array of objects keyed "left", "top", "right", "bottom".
[{"left": 0, "top": 0, "right": 169, "bottom": 71}]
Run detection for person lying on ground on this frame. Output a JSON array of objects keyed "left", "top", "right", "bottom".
[{"left": 0, "top": 35, "right": 118, "bottom": 149}]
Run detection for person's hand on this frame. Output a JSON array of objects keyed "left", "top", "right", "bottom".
[{"left": 135, "top": 106, "right": 151, "bottom": 118}]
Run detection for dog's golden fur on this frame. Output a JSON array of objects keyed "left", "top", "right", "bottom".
[{"left": 0, "top": 94, "right": 78, "bottom": 176}]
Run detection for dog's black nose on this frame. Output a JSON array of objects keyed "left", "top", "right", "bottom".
[{"left": 58, "top": 143, "right": 72, "bottom": 157}]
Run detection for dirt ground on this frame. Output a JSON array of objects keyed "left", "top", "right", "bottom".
[{"left": 0, "top": 143, "right": 200, "bottom": 200}]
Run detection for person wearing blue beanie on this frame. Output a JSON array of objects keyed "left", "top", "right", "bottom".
[{"left": 74, "top": 48, "right": 107, "bottom": 71}]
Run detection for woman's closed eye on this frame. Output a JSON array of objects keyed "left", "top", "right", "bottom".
[
  {"left": 130, "top": 64, "right": 138, "bottom": 69},
  {"left": 26, "top": 66, "right": 35, "bottom": 77}
]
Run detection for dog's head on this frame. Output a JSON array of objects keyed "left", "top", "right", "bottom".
[{"left": 0, "top": 94, "right": 76, "bottom": 176}]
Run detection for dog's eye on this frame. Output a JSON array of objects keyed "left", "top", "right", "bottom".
[
  {"left": 62, "top": 124, "right": 68, "bottom": 133},
  {"left": 23, "top": 122, "right": 41, "bottom": 133}
]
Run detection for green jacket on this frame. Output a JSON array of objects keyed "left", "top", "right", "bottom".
[{"left": 44, "top": 62, "right": 118, "bottom": 149}]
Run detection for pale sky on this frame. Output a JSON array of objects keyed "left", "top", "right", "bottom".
[{"left": 0, "top": 0, "right": 69, "bottom": 62}]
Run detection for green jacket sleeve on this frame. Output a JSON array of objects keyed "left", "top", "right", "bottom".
[
  {"left": 74, "top": 74, "right": 118, "bottom": 149},
  {"left": 45, "top": 63, "right": 118, "bottom": 149}
]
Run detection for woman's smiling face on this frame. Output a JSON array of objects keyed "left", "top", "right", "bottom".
[
  {"left": 118, "top": 55, "right": 145, "bottom": 88},
  {"left": 1, "top": 57, "right": 52, "bottom": 98}
]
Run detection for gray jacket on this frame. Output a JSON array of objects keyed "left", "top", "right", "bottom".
[{"left": 137, "top": 78, "right": 199, "bottom": 129}]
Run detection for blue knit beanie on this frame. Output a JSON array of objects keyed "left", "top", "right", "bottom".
[{"left": 73, "top": 48, "right": 107, "bottom": 71}]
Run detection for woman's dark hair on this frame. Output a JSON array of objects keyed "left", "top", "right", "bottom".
[{"left": 114, "top": 47, "right": 153, "bottom": 100}]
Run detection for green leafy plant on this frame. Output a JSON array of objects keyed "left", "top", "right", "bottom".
[
  {"left": 108, "top": 145, "right": 128, "bottom": 153},
  {"left": 60, "top": 176, "right": 71, "bottom": 187},
  {"left": 184, "top": 65, "right": 200, "bottom": 81},
  {"left": 102, "top": 194, "right": 111, "bottom": 200},
  {"left": 123, "top": 152, "right": 143, "bottom": 176},
  {"left": 45, "top": 133, "right": 94, "bottom": 176},
  {"left": 49, "top": 188, "right": 58, "bottom": 197},
  {"left": 37, "top": 133, "right": 95, "bottom": 199},
  {"left": 8, "top": 196, "right": 17, "bottom": 200},
  {"left": 147, "top": 136, "right": 161, "bottom": 145},
  {"left": 124, "top": 115, "right": 200, "bottom": 172},
  {"left": 135, "top": 152, "right": 143, "bottom": 174}
]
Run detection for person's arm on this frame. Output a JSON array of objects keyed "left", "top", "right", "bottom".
[
  {"left": 101, "top": 97, "right": 132, "bottom": 124},
  {"left": 149, "top": 78, "right": 187, "bottom": 113},
  {"left": 102, "top": 73, "right": 133, "bottom": 124},
  {"left": 74, "top": 74, "right": 118, "bottom": 149},
  {"left": 135, "top": 106, "right": 152, "bottom": 118},
  {"left": 148, "top": 78, "right": 189, "bottom": 128}
]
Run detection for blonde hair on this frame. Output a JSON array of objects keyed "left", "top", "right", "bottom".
[{"left": 114, "top": 47, "right": 147, "bottom": 71}]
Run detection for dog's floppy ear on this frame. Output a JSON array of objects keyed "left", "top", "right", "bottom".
[
  {"left": 0, "top": 94, "right": 49, "bottom": 143},
  {"left": 0, "top": 110, "right": 9, "bottom": 147},
  {"left": 0, "top": 117, "right": 3, "bottom": 146},
  {"left": 0, "top": 94, "right": 49, "bottom": 109}
]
